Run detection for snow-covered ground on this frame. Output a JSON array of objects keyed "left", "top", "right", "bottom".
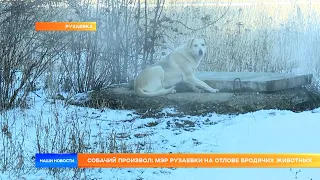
[{"left": 0, "top": 89, "right": 319, "bottom": 180}]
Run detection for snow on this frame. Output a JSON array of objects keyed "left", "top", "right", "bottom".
[
  {"left": 68, "top": 92, "right": 92, "bottom": 104},
  {"left": 0, "top": 89, "right": 320, "bottom": 180}
]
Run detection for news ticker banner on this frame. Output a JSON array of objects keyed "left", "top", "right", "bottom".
[
  {"left": 35, "top": 153, "right": 320, "bottom": 168},
  {"left": 35, "top": 22, "right": 96, "bottom": 31}
]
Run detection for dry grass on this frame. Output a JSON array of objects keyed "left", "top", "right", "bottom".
[
  {"left": 0, "top": 98, "right": 152, "bottom": 179},
  {"left": 158, "top": 1, "right": 320, "bottom": 89}
]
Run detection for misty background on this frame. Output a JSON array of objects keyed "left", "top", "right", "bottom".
[{"left": 1, "top": 0, "right": 320, "bottom": 109}]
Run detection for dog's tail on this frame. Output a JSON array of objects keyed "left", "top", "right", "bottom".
[{"left": 135, "top": 87, "right": 175, "bottom": 97}]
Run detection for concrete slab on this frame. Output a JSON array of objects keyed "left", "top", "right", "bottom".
[
  {"left": 75, "top": 86, "right": 319, "bottom": 118},
  {"left": 104, "top": 87, "right": 235, "bottom": 103},
  {"left": 128, "top": 71, "right": 313, "bottom": 93},
  {"left": 193, "top": 72, "right": 313, "bottom": 92}
]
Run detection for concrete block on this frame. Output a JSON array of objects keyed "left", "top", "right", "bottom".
[
  {"left": 128, "top": 71, "right": 313, "bottom": 93},
  {"left": 193, "top": 72, "right": 313, "bottom": 92}
]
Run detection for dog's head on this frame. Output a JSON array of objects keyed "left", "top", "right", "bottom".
[{"left": 186, "top": 38, "right": 207, "bottom": 58}]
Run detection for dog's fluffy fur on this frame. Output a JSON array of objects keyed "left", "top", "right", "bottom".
[{"left": 134, "top": 38, "right": 219, "bottom": 97}]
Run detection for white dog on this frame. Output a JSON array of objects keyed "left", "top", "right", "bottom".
[{"left": 134, "top": 38, "right": 219, "bottom": 97}]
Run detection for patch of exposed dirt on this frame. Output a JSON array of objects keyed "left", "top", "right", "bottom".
[{"left": 68, "top": 84, "right": 320, "bottom": 118}]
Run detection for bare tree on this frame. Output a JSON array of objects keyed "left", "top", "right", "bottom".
[
  {"left": 0, "top": 1, "right": 68, "bottom": 110},
  {"left": 1, "top": 0, "right": 229, "bottom": 99}
]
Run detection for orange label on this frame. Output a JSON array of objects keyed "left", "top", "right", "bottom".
[
  {"left": 77, "top": 153, "right": 320, "bottom": 168},
  {"left": 35, "top": 22, "right": 96, "bottom": 31}
]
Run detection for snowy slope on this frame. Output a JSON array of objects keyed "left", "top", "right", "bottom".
[{"left": 0, "top": 90, "right": 319, "bottom": 180}]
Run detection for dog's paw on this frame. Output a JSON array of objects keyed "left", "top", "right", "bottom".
[
  {"left": 169, "top": 86, "right": 176, "bottom": 94},
  {"left": 210, "top": 89, "right": 219, "bottom": 93}
]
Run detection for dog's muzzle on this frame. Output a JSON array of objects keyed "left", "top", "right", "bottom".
[{"left": 199, "top": 49, "right": 203, "bottom": 56}]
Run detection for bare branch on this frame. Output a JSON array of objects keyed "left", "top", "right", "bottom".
[{"left": 171, "top": 2, "right": 231, "bottom": 32}]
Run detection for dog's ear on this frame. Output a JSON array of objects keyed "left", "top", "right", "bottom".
[{"left": 186, "top": 38, "right": 195, "bottom": 48}]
